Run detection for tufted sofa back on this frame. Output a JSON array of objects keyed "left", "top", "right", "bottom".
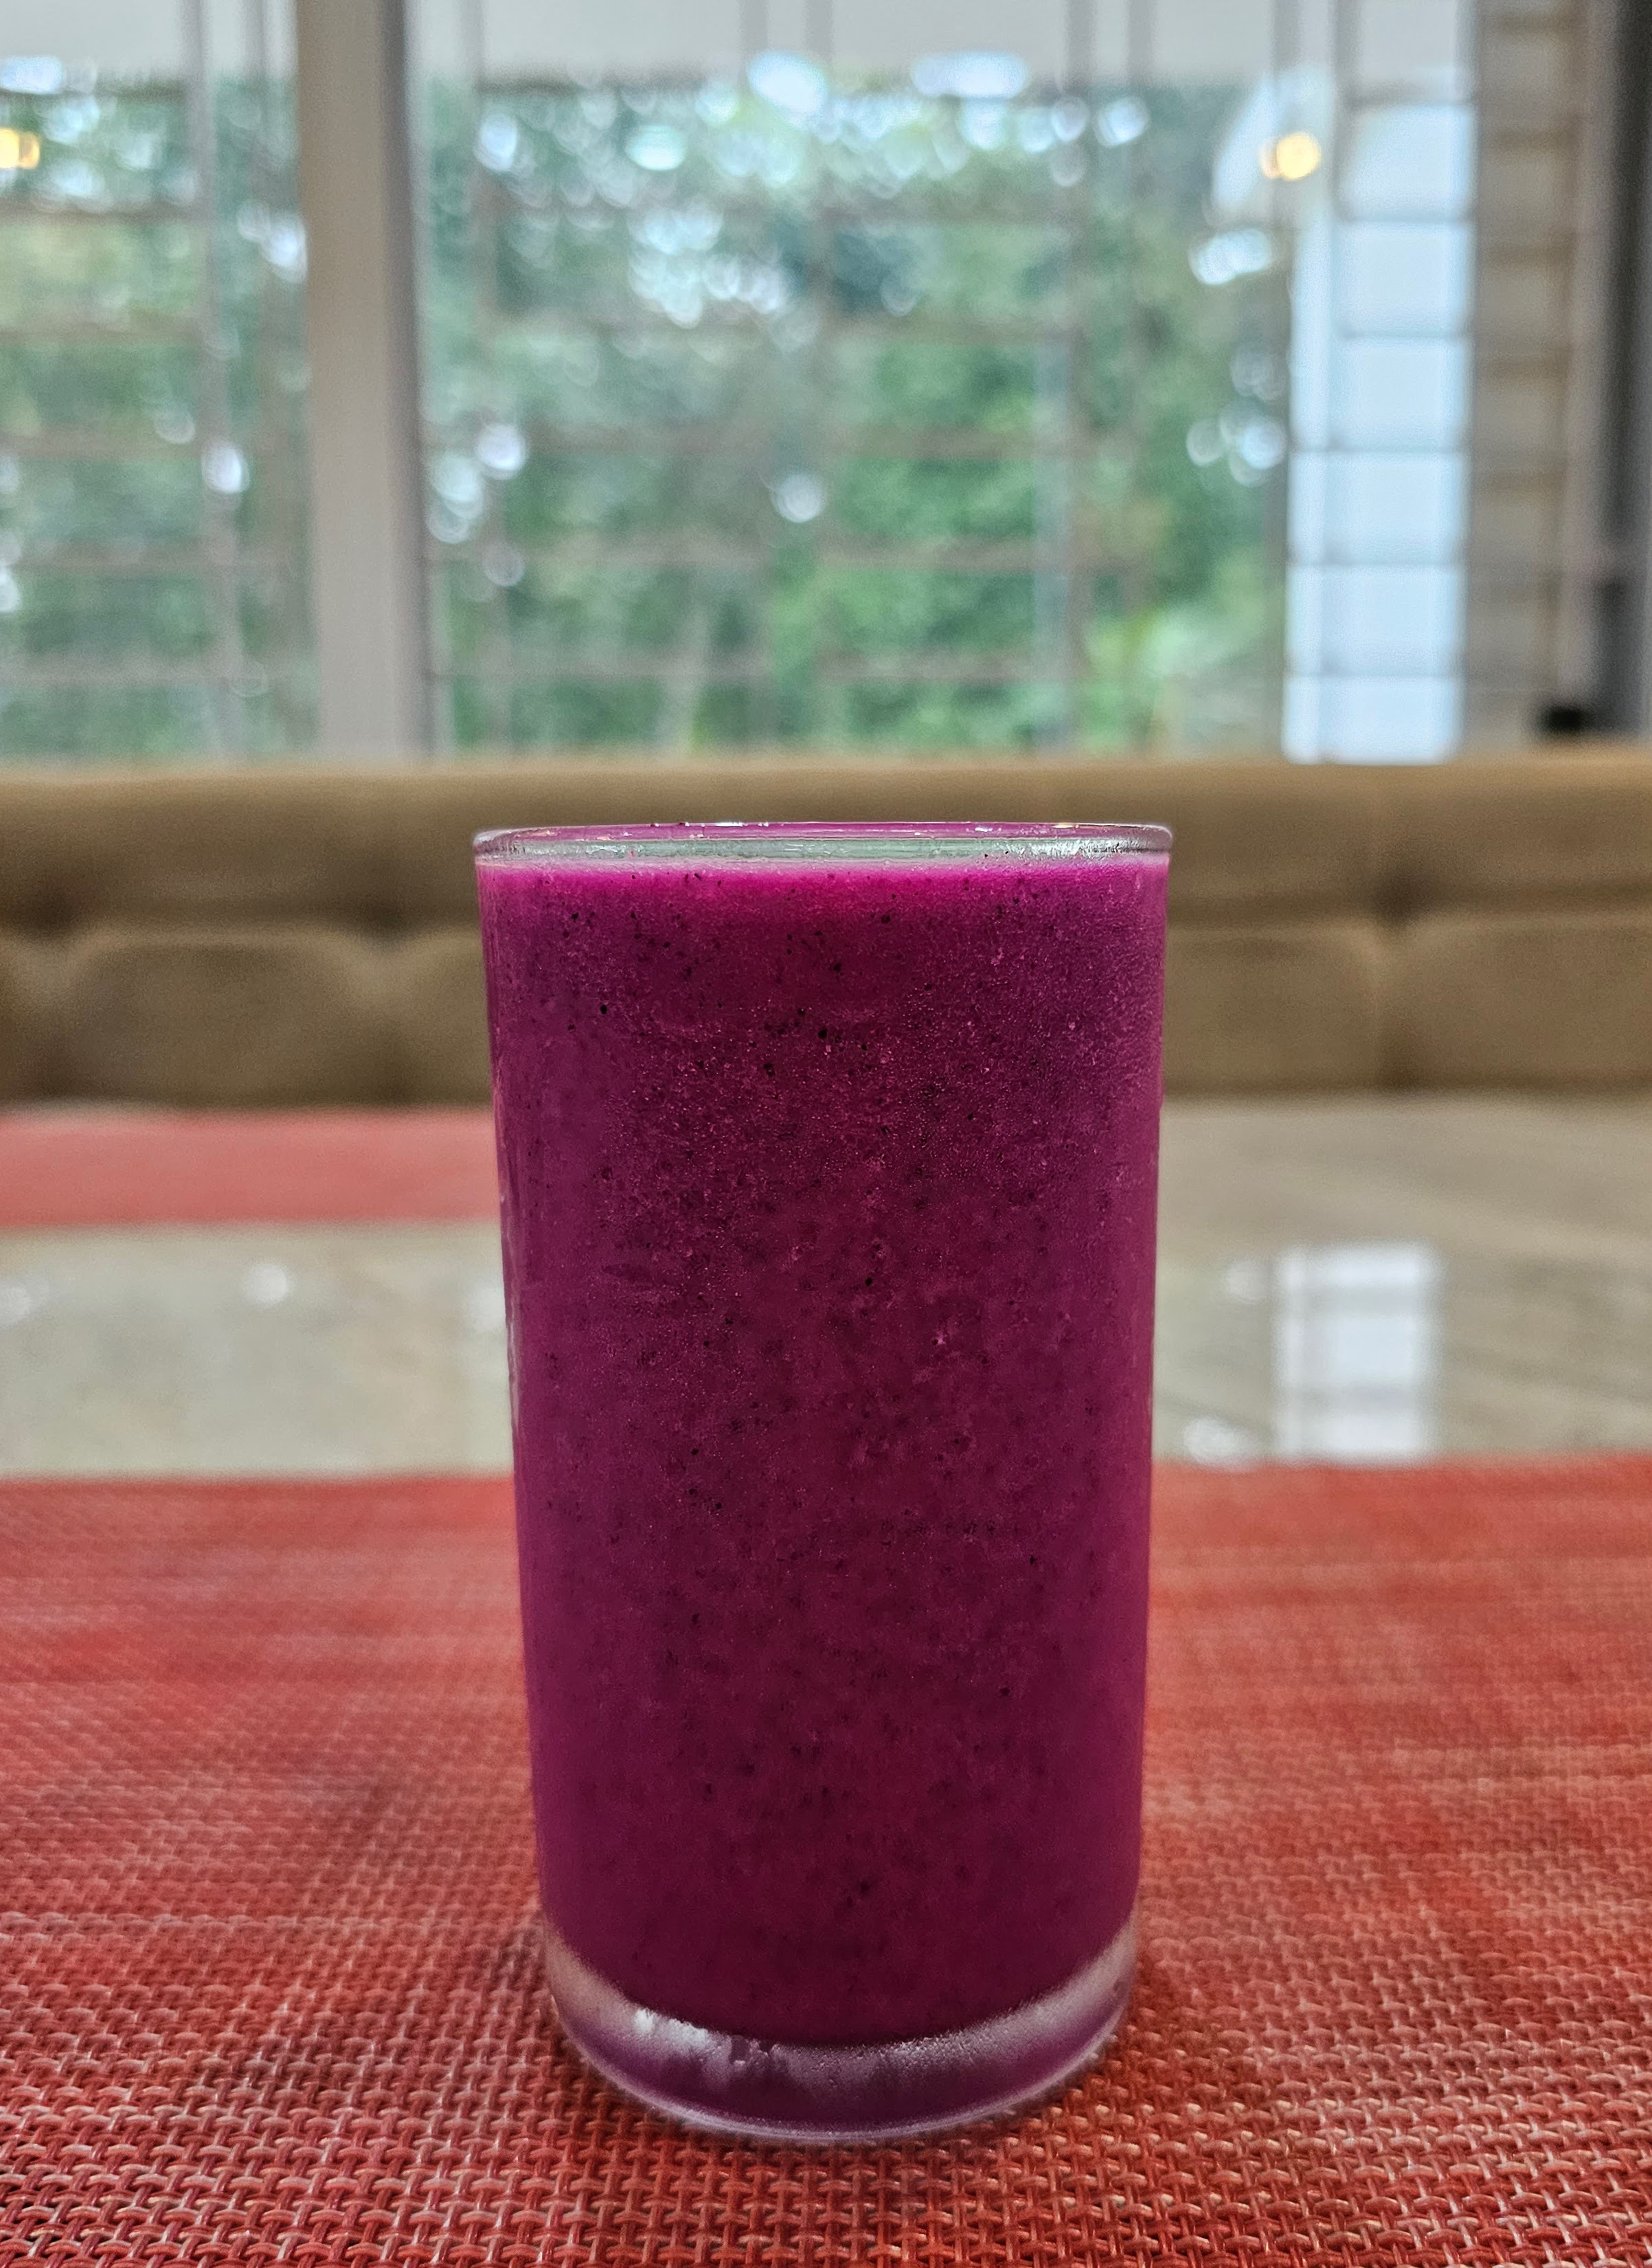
[{"left": 1, "top": 751, "right": 1649, "bottom": 1103}]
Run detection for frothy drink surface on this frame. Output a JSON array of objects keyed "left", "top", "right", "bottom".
[{"left": 479, "top": 836, "right": 1166, "bottom": 2046}]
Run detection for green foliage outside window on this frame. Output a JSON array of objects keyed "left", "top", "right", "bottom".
[
  {"left": 0, "top": 63, "right": 1286, "bottom": 760},
  {"left": 0, "top": 75, "right": 311, "bottom": 761},
  {"left": 420, "top": 74, "right": 1287, "bottom": 754}
]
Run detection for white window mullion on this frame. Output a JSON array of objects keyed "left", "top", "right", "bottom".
[{"left": 294, "top": 0, "right": 430, "bottom": 753}]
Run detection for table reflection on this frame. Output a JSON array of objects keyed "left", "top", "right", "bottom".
[{"left": 2, "top": 1221, "right": 1650, "bottom": 1475}]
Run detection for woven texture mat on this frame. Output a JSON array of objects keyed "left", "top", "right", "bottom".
[
  {"left": 5, "top": 1461, "right": 1650, "bottom": 2265},
  {"left": 0, "top": 1108, "right": 497, "bottom": 1229}
]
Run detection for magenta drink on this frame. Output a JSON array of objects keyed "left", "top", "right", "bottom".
[{"left": 476, "top": 822, "right": 1169, "bottom": 2140}]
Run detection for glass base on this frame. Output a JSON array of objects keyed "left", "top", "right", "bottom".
[{"left": 543, "top": 1907, "right": 1137, "bottom": 2144}]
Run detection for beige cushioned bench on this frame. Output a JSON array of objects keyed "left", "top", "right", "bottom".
[{"left": 1, "top": 751, "right": 1649, "bottom": 1104}]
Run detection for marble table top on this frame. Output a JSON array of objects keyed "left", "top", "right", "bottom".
[{"left": 3, "top": 1096, "right": 1649, "bottom": 1476}]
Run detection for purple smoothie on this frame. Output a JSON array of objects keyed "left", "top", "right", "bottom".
[{"left": 477, "top": 824, "right": 1167, "bottom": 2094}]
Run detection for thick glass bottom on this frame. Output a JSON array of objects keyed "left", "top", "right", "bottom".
[{"left": 543, "top": 1907, "right": 1138, "bottom": 2144}]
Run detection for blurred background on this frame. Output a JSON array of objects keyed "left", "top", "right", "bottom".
[
  {"left": 0, "top": 0, "right": 1633, "bottom": 768},
  {"left": 3, "top": 0, "right": 1650, "bottom": 1486}
]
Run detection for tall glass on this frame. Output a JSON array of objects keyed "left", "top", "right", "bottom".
[{"left": 476, "top": 822, "right": 1170, "bottom": 2141}]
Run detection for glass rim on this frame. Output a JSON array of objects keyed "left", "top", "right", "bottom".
[{"left": 474, "top": 821, "right": 1171, "bottom": 866}]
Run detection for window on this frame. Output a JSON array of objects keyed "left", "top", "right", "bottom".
[
  {"left": 1278, "top": 7, "right": 1478, "bottom": 759},
  {"left": 0, "top": 0, "right": 1619, "bottom": 762},
  {"left": 0, "top": 2, "right": 311, "bottom": 760},
  {"left": 411, "top": 2, "right": 1291, "bottom": 752}
]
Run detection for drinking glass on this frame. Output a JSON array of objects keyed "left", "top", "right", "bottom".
[{"left": 476, "top": 821, "right": 1170, "bottom": 2140}]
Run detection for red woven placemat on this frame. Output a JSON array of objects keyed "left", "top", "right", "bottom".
[
  {"left": 0, "top": 1108, "right": 497, "bottom": 1229},
  {"left": 4, "top": 1460, "right": 1649, "bottom": 2264}
]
